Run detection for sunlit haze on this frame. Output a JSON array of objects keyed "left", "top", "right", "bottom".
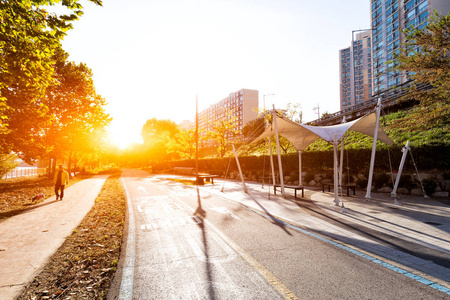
[{"left": 61, "top": 0, "right": 371, "bottom": 148}]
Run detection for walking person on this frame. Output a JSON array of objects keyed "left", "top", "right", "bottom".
[{"left": 54, "top": 164, "right": 69, "bottom": 201}]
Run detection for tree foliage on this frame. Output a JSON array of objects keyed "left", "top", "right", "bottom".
[
  {"left": 0, "top": 0, "right": 103, "bottom": 157},
  {"left": 172, "top": 128, "right": 196, "bottom": 160},
  {"left": 43, "top": 49, "right": 111, "bottom": 170},
  {"left": 206, "top": 111, "right": 240, "bottom": 158},
  {"left": 141, "top": 118, "right": 180, "bottom": 162},
  {"left": 392, "top": 11, "right": 450, "bottom": 133}
]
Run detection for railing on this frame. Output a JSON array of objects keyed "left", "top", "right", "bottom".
[
  {"left": 307, "top": 81, "right": 430, "bottom": 126},
  {"left": 2, "top": 167, "right": 47, "bottom": 179}
]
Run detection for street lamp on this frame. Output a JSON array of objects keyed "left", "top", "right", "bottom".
[{"left": 262, "top": 93, "right": 274, "bottom": 189}]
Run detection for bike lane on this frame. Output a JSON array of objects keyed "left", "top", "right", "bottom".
[{"left": 117, "top": 169, "right": 288, "bottom": 299}]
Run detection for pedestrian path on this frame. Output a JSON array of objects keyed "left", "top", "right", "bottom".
[
  {"left": 192, "top": 178, "right": 450, "bottom": 288},
  {"left": 0, "top": 175, "right": 108, "bottom": 300}
]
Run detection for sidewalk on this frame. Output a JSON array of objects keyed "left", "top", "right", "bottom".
[
  {"left": 0, "top": 175, "right": 108, "bottom": 300},
  {"left": 195, "top": 178, "right": 450, "bottom": 288}
]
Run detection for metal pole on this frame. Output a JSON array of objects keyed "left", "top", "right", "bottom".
[
  {"left": 365, "top": 98, "right": 382, "bottom": 200},
  {"left": 333, "top": 135, "right": 340, "bottom": 206},
  {"left": 298, "top": 150, "right": 302, "bottom": 186},
  {"left": 195, "top": 94, "right": 199, "bottom": 184},
  {"left": 339, "top": 117, "right": 346, "bottom": 189},
  {"left": 272, "top": 105, "right": 285, "bottom": 196},
  {"left": 232, "top": 144, "right": 247, "bottom": 193},
  {"left": 269, "top": 137, "right": 276, "bottom": 188},
  {"left": 391, "top": 141, "right": 410, "bottom": 205}
]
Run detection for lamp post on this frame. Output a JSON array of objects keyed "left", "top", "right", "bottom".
[{"left": 262, "top": 94, "right": 274, "bottom": 188}]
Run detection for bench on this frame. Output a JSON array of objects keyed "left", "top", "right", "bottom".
[
  {"left": 173, "top": 167, "right": 195, "bottom": 175},
  {"left": 322, "top": 183, "right": 356, "bottom": 196},
  {"left": 197, "top": 174, "right": 219, "bottom": 184},
  {"left": 273, "top": 185, "right": 304, "bottom": 198}
]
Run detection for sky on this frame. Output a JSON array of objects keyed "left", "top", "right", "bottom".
[{"left": 60, "top": 0, "right": 371, "bottom": 148}]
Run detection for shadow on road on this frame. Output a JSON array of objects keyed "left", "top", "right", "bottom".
[{"left": 193, "top": 185, "right": 216, "bottom": 299}]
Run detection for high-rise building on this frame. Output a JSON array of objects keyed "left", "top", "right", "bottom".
[
  {"left": 371, "top": 0, "right": 449, "bottom": 95},
  {"left": 198, "top": 88, "right": 259, "bottom": 144},
  {"left": 339, "top": 0, "right": 449, "bottom": 110},
  {"left": 339, "top": 31, "right": 373, "bottom": 110}
]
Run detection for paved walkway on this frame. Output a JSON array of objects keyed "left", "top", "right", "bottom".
[{"left": 0, "top": 175, "right": 108, "bottom": 300}]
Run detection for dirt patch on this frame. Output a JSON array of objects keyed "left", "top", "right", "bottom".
[
  {"left": 0, "top": 175, "right": 84, "bottom": 220},
  {"left": 17, "top": 173, "right": 126, "bottom": 299}
]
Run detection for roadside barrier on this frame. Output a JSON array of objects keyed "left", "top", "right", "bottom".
[{"left": 2, "top": 167, "right": 46, "bottom": 179}]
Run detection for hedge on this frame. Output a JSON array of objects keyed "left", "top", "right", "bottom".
[{"left": 152, "top": 144, "right": 450, "bottom": 176}]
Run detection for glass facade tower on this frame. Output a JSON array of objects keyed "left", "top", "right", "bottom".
[{"left": 371, "top": 0, "right": 449, "bottom": 95}]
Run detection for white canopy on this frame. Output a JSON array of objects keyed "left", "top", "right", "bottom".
[{"left": 253, "top": 112, "right": 394, "bottom": 149}]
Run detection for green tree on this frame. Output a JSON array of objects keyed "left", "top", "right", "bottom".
[
  {"left": 392, "top": 12, "right": 450, "bottom": 134},
  {"left": 0, "top": 0, "right": 102, "bottom": 153},
  {"left": 0, "top": 153, "right": 18, "bottom": 179},
  {"left": 171, "top": 128, "right": 196, "bottom": 160},
  {"left": 141, "top": 118, "right": 180, "bottom": 162},
  {"left": 42, "top": 49, "right": 111, "bottom": 173},
  {"left": 206, "top": 110, "right": 240, "bottom": 158}
]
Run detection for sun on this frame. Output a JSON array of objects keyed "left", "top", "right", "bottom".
[{"left": 108, "top": 125, "right": 142, "bottom": 149}]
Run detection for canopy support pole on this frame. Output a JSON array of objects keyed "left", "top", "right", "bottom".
[
  {"left": 269, "top": 138, "right": 276, "bottom": 190},
  {"left": 298, "top": 150, "right": 302, "bottom": 186},
  {"left": 339, "top": 137, "right": 346, "bottom": 211},
  {"left": 273, "top": 106, "right": 285, "bottom": 196},
  {"left": 333, "top": 135, "right": 340, "bottom": 206},
  {"left": 365, "top": 98, "right": 382, "bottom": 200},
  {"left": 232, "top": 144, "right": 247, "bottom": 193},
  {"left": 391, "top": 141, "right": 410, "bottom": 205},
  {"left": 339, "top": 117, "right": 346, "bottom": 210}
]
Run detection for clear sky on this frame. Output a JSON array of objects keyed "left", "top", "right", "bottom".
[{"left": 61, "top": 0, "right": 371, "bottom": 148}]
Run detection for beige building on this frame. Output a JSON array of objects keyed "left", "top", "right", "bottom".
[
  {"left": 339, "top": 30, "right": 373, "bottom": 110},
  {"left": 198, "top": 88, "right": 259, "bottom": 143}
]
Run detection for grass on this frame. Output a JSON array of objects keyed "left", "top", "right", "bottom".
[{"left": 14, "top": 172, "right": 126, "bottom": 299}]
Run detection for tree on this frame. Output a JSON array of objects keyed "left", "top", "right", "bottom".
[
  {"left": 242, "top": 116, "right": 265, "bottom": 141},
  {"left": 206, "top": 110, "right": 240, "bottom": 158},
  {"left": 391, "top": 11, "right": 450, "bottom": 133},
  {"left": 0, "top": 153, "right": 18, "bottom": 179},
  {"left": 141, "top": 118, "right": 180, "bottom": 162},
  {"left": 171, "top": 128, "right": 196, "bottom": 160},
  {"left": 285, "top": 102, "right": 303, "bottom": 124},
  {"left": 0, "top": 0, "right": 102, "bottom": 155},
  {"left": 42, "top": 49, "right": 111, "bottom": 173}
]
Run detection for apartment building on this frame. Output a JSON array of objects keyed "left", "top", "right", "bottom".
[
  {"left": 371, "top": 0, "right": 449, "bottom": 95},
  {"left": 198, "top": 88, "right": 259, "bottom": 143},
  {"left": 339, "top": 0, "right": 449, "bottom": 110},
  {"left": 339, "top": 30, "right": 373, "bottom": 110}
]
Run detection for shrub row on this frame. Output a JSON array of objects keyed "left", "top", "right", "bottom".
[{"left": 153, "top": 144, "right": 450, "bottom": 176}]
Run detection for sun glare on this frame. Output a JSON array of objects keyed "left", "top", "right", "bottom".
[{"left": 108, "top": 127, "right": 142, "bottom": 149}]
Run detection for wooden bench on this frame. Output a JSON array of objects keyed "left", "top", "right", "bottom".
[
  {"left": 173, "top": 167, "right": 195, "bottom": 175},
  {"left": 322, "top": 183, "right": 356, "bottom": 196},
  {"left": 197, "top": 174, "right": 219, "bottom": 184},
  {"left": 273, "top": 185, "right": 304, "bottom": 198}
]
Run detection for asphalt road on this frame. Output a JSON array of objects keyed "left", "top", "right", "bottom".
[{"left": 109, "top": 169, "right": 449, "bottom": 299}]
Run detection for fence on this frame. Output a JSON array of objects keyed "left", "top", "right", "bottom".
[{"left": 2, "top": 167, "right": 47, "bottom": 179}]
